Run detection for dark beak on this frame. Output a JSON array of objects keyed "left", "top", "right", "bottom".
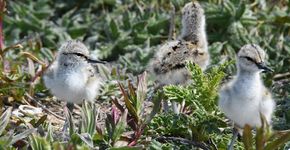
[
  {"left": 256, "top": 62, "right": 273, "bottom": 73},
  {"left": 87, "top": 58, "right": 106, "bottom": 64}
]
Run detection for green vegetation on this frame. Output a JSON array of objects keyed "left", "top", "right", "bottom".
[{"left": 0, "top": 0, "right": 290, "bottom": 149}]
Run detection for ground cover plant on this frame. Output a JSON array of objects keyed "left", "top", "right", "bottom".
[{"left": 0, "top": 0, "right": 290, "bottom": 149}]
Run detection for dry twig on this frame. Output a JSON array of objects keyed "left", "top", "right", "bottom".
[
  {"left": 168, "top": 3, "right": 176, "bottom": 40},
  {"left": 25, "top": 92, "right": 65, "bottom": 120},
  {"left": 156, "top": 136, "right": 210, "bottom": 150},
  {"left": 273, "top": 72, "right": 290, "bottom": 81}
]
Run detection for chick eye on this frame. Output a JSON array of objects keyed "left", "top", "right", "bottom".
[
  {"left": 74, "top": 52, "right": 85, "bottom": 58},
  {"left": 246, "top": 57, "right": 253, "bottom": 62},
  {"left": 241, "top": 56, "right": 255, "bottom": 62},
  {"left": 63, "top": 52, "right": 87, "bottom": 59}
]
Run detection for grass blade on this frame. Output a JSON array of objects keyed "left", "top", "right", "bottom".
[{"left": 0, "top": 107, "right": 12, "bottom": 135}]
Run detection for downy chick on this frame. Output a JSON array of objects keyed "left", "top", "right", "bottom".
[
  {"left": 218, "top": 44, "right": 275, "bottom": 149},
  {"left": 43, "top": 40, "right": 104, "bottom": 109},
  {"left": 180, "top": 1, "right": 208, "bottom": 52},
  {"left": 148, "top": 1, "right": 209, "bottom": 86}
]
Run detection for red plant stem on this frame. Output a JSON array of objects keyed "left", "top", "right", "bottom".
[
  {"left": 128, "top": 126, "right": 145, "bottom": 146},
  {"left": 31, "top": 63, "right": 49, "bottom": 82},
  {"left": 0, "top": 0, "right": 5, "bottom": 51},
  {"left": 0, "top": 16, "right": 3, "bottom": 50}
]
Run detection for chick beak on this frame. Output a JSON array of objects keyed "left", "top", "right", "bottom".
[
  {"left": 256, "top": 62, "right": 273, "bottom": 73},
  {"left": 87, "top": 58, "right": 106, "bottom": 64}
]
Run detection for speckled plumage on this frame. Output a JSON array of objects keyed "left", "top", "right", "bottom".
[
  {"left": 180, "top": 1, "right": 208, "bottom": 51},
  {"left": 148, "top": 1, "right": 209, "bottom": 86},
  {"left": 148, "top": 40, "right": 209, "bottom": 85}
]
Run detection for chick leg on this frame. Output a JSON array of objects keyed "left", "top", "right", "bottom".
[
  {"left": 172, "top": 101, "right": 180, "bottom": 114},
  {"left": 228, "top": 128, "right": 238, "bottom": 150},
  {"left": 62, "top": 103, "right": 74, "bottom": 137},
  {"left": 66, "top": 102, "right": 74, "bottom": 112},
  {"left": 163, "top": 100, "right": 169, "bottom": 113}
]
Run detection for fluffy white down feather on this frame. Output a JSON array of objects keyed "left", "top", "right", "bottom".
[
  {"left": 44, "top": 60, "right": 102, "bottom": 104},
  {"left": 219, "top": 69, "right": 275, "bottom": 128}
]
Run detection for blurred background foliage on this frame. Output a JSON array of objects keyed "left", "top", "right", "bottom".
[{"left": 1, "top": 0, "right": 290, "bottom": 149}]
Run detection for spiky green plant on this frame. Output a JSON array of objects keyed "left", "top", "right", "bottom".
[
  {"left": 147, "top": 62, "right": 239, "bottom": 149},
  {"left": 112, "top": 71, "right": 161, "bottom": 146},
  {"left": 0, "top": 107, "right": 36, "bottom": 149},
  {"left": 242, "top": 117, "right": 290, "bottom": 150}
]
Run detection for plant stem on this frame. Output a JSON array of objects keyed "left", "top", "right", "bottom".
[
  {"left": 0, "top": 0, "right": 5, "bottom": 51},
  {"left": 156, "top": 136, "right": 210, "bottom": 150},
  {"left": 128, "top": 126, "right": 144, "bottom": 146}
]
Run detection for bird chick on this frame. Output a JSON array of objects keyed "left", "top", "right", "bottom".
[
  {"left": 218, "top": 44, "right": 275, "bottom": 149},
  {"left": 148, "top": 1, "right": 209, "bottom": 113},
  {"left": 148, "top": 40, "right": 209, "bottom": 86},
  {"left": 43, "top": 40, "right": 104, "bottom": 106},
  {"left": 180, "top": 1, "right": 208, "bottom": 52},
  {"left": 148, "top": 1, "right": 209, "bottom": 86}
]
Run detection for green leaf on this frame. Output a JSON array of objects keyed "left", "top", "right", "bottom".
[
  {"left": 34, "top": 115, "right": 47, "bottom": 128},
  {"left": 112, "top": 110, "right": 127, "bottom": 144},
  {"left": 109, "top": 146, "right": 144, "bottom": 150},
  {"left": 145, "top": 91, "right": 162, "bottom": 124},
  {"left": 147, "top": 18, "right": 169, "bottom": 34},
  {"left": 256, "top": 127, "right": 265, "bottom": 150},
  {"left": 46, "top": 123, "right": 54, "bottom": 142},
  {"left": 243, "top": 125, "right": 253, "bottom": 150},
  {"left": 112, "top": 98, "right": 125, "bottom": 113},
  {"left": 118, "top": 83, "right": 138, "bottom": 121},
  {"left": 132, "top": 21, "right": 147, "bottom": 32},
  {"left": 110, "top": 19, "right": 120, "bottom": 40},
  {"left": 0, "top": 107, "right": 12, "bottom": 135},
  {"left": 68, "top": 26, "right": 88, "bottom": 38},
  {"left": 77, "top": 133, "right": 94, "bottom": 149},
  {"left": 265, "top": 131, "right": 290, "bottom": 150},
  {"left": 81, "top": 101, "right": 97, "bottom": 136},
  {"left": 128, "top": 81, "right": 136, "bottom": 102},
  {"left": 64, "top": 107, "right": 75, "bottom": 137},
  {"left": 235, "top": 2, "right": 246, "bottom": 20},
  {"left": 136, "top": 72, "right": 147, "bottom": 117},
  {"left": 29, "top": 135, "right": 52, "bottom": 150},
  {"left": 11, "top": 128, "right": 36, "bottom": 145}
]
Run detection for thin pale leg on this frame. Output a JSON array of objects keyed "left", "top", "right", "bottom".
[
  {"left": 163, "top": 100, "right": 169, "bottom": 113},
  {"left": 62, "top": 103, "right": 74, "bottom": 138},
  {"left": 172, "top": 101, "right": 180, "bottom": 114},
  {"left": 180, "top": 100, "right": 185, "bottom": 112},
  {"left": 172, "top": 100, "right": 185, "bottom": 114},
  {"left": 228, "top": 128, "right": 238, "bottom": 150},
  {"left": 66, "top": 103, "right": 74, "bottom": 112}
]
